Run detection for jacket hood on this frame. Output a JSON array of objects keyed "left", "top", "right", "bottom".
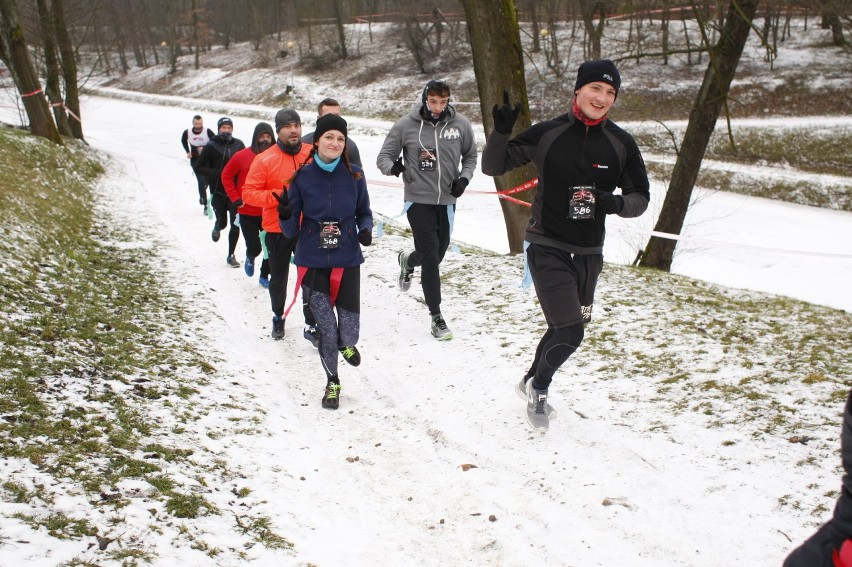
[
  {"left": 408, "top": 103, "right": 456, "bottom": 122},
  {"left": 251, "top": 122, "right": 275, "bottom": 153}
]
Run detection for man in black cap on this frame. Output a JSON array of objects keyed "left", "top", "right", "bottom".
[
  {"left": 195, "top": 117, "right": 246, "bottom": 267},
  {"left": 242, "top": 108, "right": 314, "bottom": 340},
  {"left": 480, "top": 60, "right": 650, "bottom": 431}
]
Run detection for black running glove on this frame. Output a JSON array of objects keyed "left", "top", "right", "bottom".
[
  {"left": 232, "top": 198, "right": 244, "bottom": 208},
  {"left": 596, "top": 192, "right": 624, "bottom": 215},
  {"left": 273, "top": 190, "right": 292, "bottom": 220},
  {"left": 358, "top": 229, "right": 372, "bottom": 246},
  {"left": 450, "top": 176, "right": 469, "bottom": 198},
  {"left": 390, "top": 157, "right": 405, "bottom": 177},
  {"left": 492, "top": 90, "right": 522, "bottom": 135}
]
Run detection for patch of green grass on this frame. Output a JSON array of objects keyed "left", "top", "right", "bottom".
[
  {"left": 142, "top": 444, "right": 194, "bottom": 462},
  {"left": 165, "top": 493, "right": 219, "bottom": 518},
  {"left": 234, "top": 514, "right": 294, "bottom": 550},
  {"left": 13, "top": 512, "right": 96, "bottom": 539},
  {"left": 106, "top": 547, "right": 155, "bottom": 565}
]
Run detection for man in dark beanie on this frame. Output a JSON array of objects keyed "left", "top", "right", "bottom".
[
  {"left": 480, "top": 59, "right": 649, "bottom": 431},
  {"left": 574, "top": 59, "right": 621, "bottom": 96},
  {"left": 377, "top": 79, "right": 478, "bottom": 341},
  {"left": 221, "top": 121, "right": 275, "bottom": 287},
  {"left": 195, "top": 116, "right": 245, "bottom": 266},
  {"left": 242, "top": 108, "right": 314, "bottom": 340}
]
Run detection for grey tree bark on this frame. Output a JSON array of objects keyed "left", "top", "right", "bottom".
[
  {"left": 35, "top": 0, "right": 73, "bottom": 137},
  {"left": 52, "top": 0, "right": 82, "bottom": 140},
  {"left": 640, "top": 0, "right": 761, "bottom": 271},
  {"left": 0, "top": 0, "right": 62, "bottom": 144},
  {"left": 460, "top": 0, "right": 536, "bottom": 254}
]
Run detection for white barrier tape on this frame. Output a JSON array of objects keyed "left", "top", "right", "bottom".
[{"left": 366, "top": 176, "right": 852, "bottom": 260}]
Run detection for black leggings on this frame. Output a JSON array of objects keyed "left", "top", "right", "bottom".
[
  {"left": 212, "top": 191, "right": 240, "bottom": 256},
  {"left": 239, "top": 214, "right": 269, "bottom": 278},
  {"left": 190, "top": 158, "right": 207, "bottom": 204},
  {"left": 265, "top": 231, "right": 313, "bottom": 325},
  {"left": 529, "top": 323, "right": 585, "bottom": 390}
]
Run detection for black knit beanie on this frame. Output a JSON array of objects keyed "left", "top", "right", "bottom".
[
  {"left": 574, "top": 59, "right": 621, "bottom": 95},
  {"left": 313, "top": 114, "right": 347, "bottom": 141},
  {"left": 274, "top": 108, "right": 301, "bottom": 133}
]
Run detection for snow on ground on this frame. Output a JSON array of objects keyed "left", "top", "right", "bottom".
[
  {"left": 1, "top": 19, "right": 851, "bottom": 561},
  {"left": 0, "top": 91, "right": 847, "bottom": 565}
]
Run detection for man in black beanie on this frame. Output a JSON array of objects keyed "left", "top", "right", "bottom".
[
  {"left": 480, "top": 60, "right": 649, "bottom": 431},
  {"left": 242, "top": 108, "right": 314, "bottom": 341},
  {"left": 195, "top": 116, "right": 245, "bottom": 266}
]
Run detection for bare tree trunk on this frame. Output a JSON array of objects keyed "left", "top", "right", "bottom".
[
  {"left": 107, "top": 1, "right": 129, "bottom": 73},
  {"left": 167, "top": 1, "right": 178, "bottom": 73},
  {"left": 820, "top": 0, "right": 847, "bottom": 46},
  {"left": 461, "top": 0, "right": 536, "bottom": 254},
  {"left": 126, "top": 2, "right": 147, "bottom": 67},
  {"left": 333, "top": 0, "right": 348, "bottom": 58},
  {"left": 528, "top": 0, "right": 540, "bottom": 53},
  {"left": 192, "top": 0, "right": 201, "bottom": 68},
  {"left": 662, "top": 0, "right": 671, "bottom": 65},
  {"left": 52, "top": 0, "right": 82, "bottom": 139},
  {"left": 640, "top": 0, "right": 760, "bottom": 271},
  {"left": 578, "top": 0, "right": 605, "bottom": 59},
  {"left": 35, "top": 0, "right": 72, "bottom": 137},
  {"left": 0, "top": 0, "right": 62, "bottom": 143}
]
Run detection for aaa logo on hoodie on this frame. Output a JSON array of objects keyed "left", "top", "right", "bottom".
[{"left": 442, "top": 127, "right": 461, "bottom": 140}]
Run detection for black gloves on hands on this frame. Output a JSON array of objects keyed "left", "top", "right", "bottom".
[
  {"left": 596, "top": 192, "right": 624, "bottom": 215},
  {"left": 358, "top": 229, "right": 372, "bottom": 247},
  {"left": 450, "top": 176, "right": 469, "bottom": 198},
  {"left": 390, "top": 157, "right": 405, "bottom": 177},
  {"left": 273, "top": 190, "right": 292, "bottom": 220},
  {"left": 492, "top": 90, "right": 522, "bottom": 135},
  {"left": 232, "top": 198, "right": 244, "bottom": 208}
]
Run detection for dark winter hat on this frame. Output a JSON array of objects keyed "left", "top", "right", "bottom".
[
  {"left": 313, "top": 114, "right": 347, "bottom": 141},
  {"left": 274, "top": 108, "right": 301, "bottom": 132},
  {"left": 217, "top": 116, "right": 234, "bottom": 129},
  {"left": 574, "top": 59, "right": 621, "bottom": 95}
]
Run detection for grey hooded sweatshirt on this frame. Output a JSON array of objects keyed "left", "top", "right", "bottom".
[{"left": 377, "top": 103, "right": 477, "bottom": 205}]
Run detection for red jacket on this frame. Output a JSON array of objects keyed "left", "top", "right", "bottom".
[
  {"left": 242, "top": 144, "right": 313, "bottom": 233},
  {"left": 221, "top": 146, "right": 263, "bottom": 217}
]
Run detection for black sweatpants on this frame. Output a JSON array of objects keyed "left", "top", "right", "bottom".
[
  {"left": 265, "top": 231, "right": 313, "bottom": 325},
  {"left": 212, "top": 191, "right": 240, "bottom": 256},
  {"left": 526, "top": 243, "right": 602, "bottom": 389},
  {"left": 190, "top": 157, "right": 208, "bottom": 204},
  {"left": 406, "top": 203, "right": 452, "bottom": 316},
  {"left": 239, "top": 214, "right": 269, "bottom": 279}
]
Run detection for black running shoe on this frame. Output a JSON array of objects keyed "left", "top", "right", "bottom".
[
  {"left": 271, "top": 316, "right": 285, "bottom": 340},
  {"left": 339, "top": 346, "right": 361, "bottom": 367},
  {"left": 322, "top": 381, "right": 341, "bottom": 410}
]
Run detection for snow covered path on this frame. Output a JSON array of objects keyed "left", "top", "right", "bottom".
[{"left": 2, "top": 93, "right": 848, "bottom": 565}]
